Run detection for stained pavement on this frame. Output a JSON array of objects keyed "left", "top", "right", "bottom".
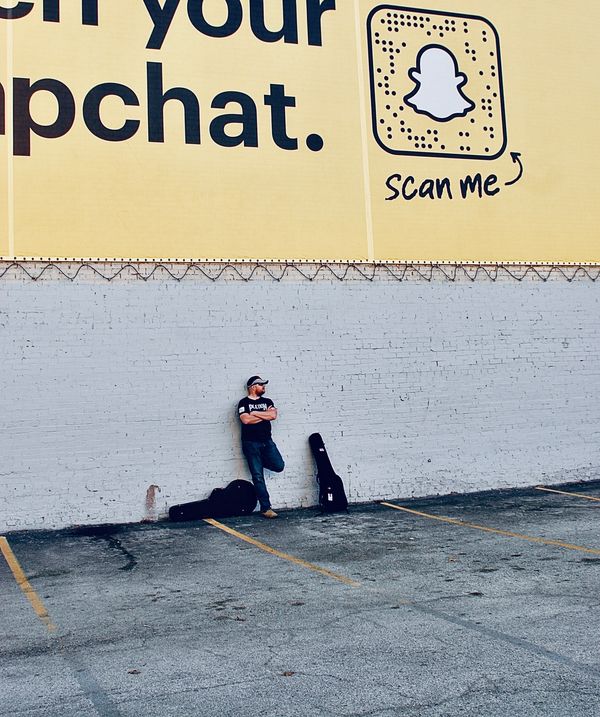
[{"left": 1, "top": 482, "right": 600, "bottom": 716}]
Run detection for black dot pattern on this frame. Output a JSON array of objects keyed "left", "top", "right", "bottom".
[{"left": 369, "top": 8, "right": 504, "bottom": 157}]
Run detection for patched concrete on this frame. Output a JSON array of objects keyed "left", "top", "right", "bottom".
[{"left": 1, "top": 483, "right": 600, "bottom": 716}]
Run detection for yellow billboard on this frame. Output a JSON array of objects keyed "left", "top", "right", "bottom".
[{"left": 0, "top": 0, "right": 598, "bottom": 262}]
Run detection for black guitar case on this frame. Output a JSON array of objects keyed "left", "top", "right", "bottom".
[
  {"left": 308, "top": 433, "right": 349, "bottom": 513},
  {"left": 169, "top": 479, "right": 257, "bottom": 522}
]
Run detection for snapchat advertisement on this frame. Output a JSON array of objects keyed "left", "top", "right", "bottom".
[{"left": 0, "top": 1, "right": 599, "bottom": 262}]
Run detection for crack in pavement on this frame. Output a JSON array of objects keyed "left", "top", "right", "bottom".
[
  {"left": 406, "top": 600, "right": 600, "bottom": 681},
  {"left": 98, "top": 536, "right": 138, "bottom": 572},
  {"left": 67, "top": 655, "right": 123, "bottom": 717}
]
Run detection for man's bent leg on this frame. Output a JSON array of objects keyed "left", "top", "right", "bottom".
[
  {"left": 261, "top": 440, "right": 285, "bottom": 473},
  {"left": 242, "top": 441, "right": 272, "bottom": 512}
]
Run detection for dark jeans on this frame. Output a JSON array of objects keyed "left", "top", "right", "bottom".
[{"left": 242, "top": 439, "right": 285, "bottom": 512}]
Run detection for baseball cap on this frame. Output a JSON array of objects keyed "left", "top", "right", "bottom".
[{"left": 246, "top": 375, "right": 269, "bottom": 388}]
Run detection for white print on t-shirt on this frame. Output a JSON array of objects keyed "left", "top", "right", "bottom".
[
  {"left": 248, "top": 403, "right": 268, "bottom": 411},
  {"left": 239, "top": 402, "right": 271, "bottom": 414}
]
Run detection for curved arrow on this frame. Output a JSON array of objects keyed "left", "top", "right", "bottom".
[{"left": 505, "top": 152, "right": 524, "bottom": 186}]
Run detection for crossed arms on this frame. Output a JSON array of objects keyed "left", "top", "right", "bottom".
[{"left": 239, "top": 407, "right": 278, "bottom": 425}]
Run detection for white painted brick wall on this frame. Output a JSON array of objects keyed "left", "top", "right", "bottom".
[{"left": 1, "top": 268, "right": 599, "bottom": 531}]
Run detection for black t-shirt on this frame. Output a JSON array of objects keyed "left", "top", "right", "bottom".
[{"left": 237, "top": 396, "right": 274, "bottom": 442}]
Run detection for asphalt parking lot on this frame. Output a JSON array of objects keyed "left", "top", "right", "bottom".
[{"left": 1, "top": 482, "right": 600, "bottom": 717}]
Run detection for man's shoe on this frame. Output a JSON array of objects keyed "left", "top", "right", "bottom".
[{"left": 261, "top": 509, "right": 278, "bottom": 519}]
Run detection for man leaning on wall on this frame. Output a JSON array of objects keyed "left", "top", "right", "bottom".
[{"left": 237, "top": 376, "right": 285, "bottom": 518}]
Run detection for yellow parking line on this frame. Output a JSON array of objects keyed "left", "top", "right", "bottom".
[
  {"left": 204, "top": 519, "right": 360, "bottom": 587},
  {"left": 381, "top": 503, "right": 600, "bottom": 556},
  {"left": 535, "top": 486, "right": 600, "bottom": 503},
  {"left": 0, "top": 536, "right": 57, "bottom": 633}
]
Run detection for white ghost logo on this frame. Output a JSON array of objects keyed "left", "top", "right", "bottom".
[{"left": 404, "top": 45, "right": 475, "bottom": 122}]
